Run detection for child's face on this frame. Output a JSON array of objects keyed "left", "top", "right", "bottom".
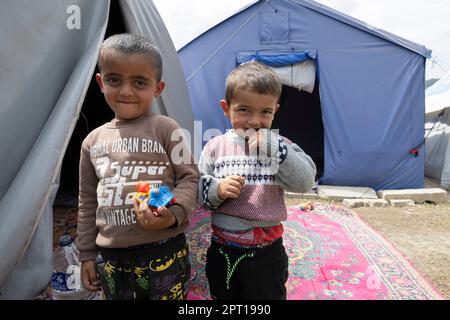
[
  {"left": 96, "top": 49, "right": 165, "bottom": 120},
  {"left": 220, "top": 90, "right": 279, "bottom": 131}
]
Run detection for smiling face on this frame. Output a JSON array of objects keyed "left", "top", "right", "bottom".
[
  {"left": 221, "top": 89, "right": 279, "bottom": 132},
  {"left": 96, "top": 49, "right": 165, "bottom": 120}
]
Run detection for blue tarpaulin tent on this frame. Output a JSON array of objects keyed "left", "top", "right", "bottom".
[{"left": 179, "top": 0, "right": 432, "bottom": 190}]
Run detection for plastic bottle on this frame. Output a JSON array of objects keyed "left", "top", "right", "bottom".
[{"left": 51, "top": 234, "right": 100, "bottom": 300}]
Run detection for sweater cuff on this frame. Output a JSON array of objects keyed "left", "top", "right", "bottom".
[
  {"left": 202, "top": 177, "right": 225, "bottom": 209},
  {"left": 79, "top": 250, "right": 97, "bottom": 262},
  {"left": 257, "top": 132, "right": 287, "bottom": 165},
  {"left": 278, "top": 137, "right": 288, "bottom": 164},
  {"left": 168, "top": 203, "right": 186, "bottom": 228}
]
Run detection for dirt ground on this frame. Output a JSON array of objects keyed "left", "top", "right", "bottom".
[
  {"left": 286, "top": 179, "right": 450, "bottom": 299},
  {"left": 355, "top": 201, "right": 450, "bottom": 299}
]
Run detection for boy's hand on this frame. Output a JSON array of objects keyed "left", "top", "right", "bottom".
[
  {"left": 80, "top": 260, "right": 101, "bottom": 292},
  {"left": 218, "top": 175, "right": 245, "bottom": 200},
  {"left": 248, "top": 129, "right": 277, "bottom": 158},
  {"left": 247, "top": 129, "right": 262, "bottom": 154},
  {"left": 133, "top": 198, "right": 177, "bottom": 230}
]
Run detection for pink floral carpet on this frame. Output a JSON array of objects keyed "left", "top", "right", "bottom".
[{"left": 186, "top": 203, "right": 444, "bottom": 300}]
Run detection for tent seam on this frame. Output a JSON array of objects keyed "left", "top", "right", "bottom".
[{"left": 187, "top": 0, "right": 271, "bottom": 81}]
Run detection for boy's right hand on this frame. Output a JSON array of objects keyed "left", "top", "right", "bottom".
[
  {"left": 218, "top": 175, "right": 245, "bottom": 200},
  {"left": 133, "top": 198, "right": 177, "bottom": 230},
  {"left": 81, "top": 260, "right": 101, "bottom": 292}
]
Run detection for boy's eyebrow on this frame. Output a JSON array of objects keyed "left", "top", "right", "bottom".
[
  {"left": 234, "top": 104, "right": 275, "bottom": 110},
  {"left": 132, "top": 75, "right": 152, "bottom": 81},
  {"left": 103, "top": 72, "right": 122, "bottom": 77},
  {"left": 102, "top": 73, "right": 151, "bottom": 81}
]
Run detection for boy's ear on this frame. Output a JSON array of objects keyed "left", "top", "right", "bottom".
[
  {"left": 95, "top": 73, "right": 104, "bottom": 92},
  {"left": 154, "top": 81, "right": 165, "bottom": 97},
  {"left": 275, "top": 103, "right": 280, "bottom": 113},
  {"left": 220, "top": 99, "right": 230, "bottom": 117}
]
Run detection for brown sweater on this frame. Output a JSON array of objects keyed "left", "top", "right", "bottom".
[{"left": 77, "top": 112, "right": 199, "bottom": 261}]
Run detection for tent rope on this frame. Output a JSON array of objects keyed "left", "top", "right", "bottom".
[
  {"left": 430, "top": 57, "right": 449, "bottom": 74},
  {"left": 410, "top": 108, "right": 445, "bottom": 156},
  {"left": 80, "top": 111, "right": 89, "bottom": 133}
]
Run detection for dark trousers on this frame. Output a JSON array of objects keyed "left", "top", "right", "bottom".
[
  {"left": 206, "top": 237, "right": 289, "bottom": 300},
  {"left": 96, "top": 233, "right": 191, "bottom": 300}
]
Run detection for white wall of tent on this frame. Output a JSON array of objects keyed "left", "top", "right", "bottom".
[
  {"left": 0, "top": 0, "right": 194, "bottom": 299},
  {"left": 425, "top": 72, "right": 450, "bottom": 190}
]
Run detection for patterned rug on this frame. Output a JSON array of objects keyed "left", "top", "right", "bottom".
[{"left": 186, "top": 203, "right": 444, "bottom": 300}]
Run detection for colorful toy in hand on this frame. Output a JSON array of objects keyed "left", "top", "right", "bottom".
[
  {"left": 298, "top": 201, "right": 314, "bottom": 211},
  {"left": 134, "top": 181, "right": 176, "bottom": 216}
]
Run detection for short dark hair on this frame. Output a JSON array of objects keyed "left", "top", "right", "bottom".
[
  {"left": 225, "top": 61, "right": 282, "bottom": 104},
  {"left": 98, "top": 33, "right": 163, "bottom": 81}
]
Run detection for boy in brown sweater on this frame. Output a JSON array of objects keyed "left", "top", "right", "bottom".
[{"left": 77, "top": 33, "right": 199, "bottom": 300}]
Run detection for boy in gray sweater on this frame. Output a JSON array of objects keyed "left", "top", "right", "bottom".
[{"left": 199, "top": 61, "right": 316, "bottom": 299}]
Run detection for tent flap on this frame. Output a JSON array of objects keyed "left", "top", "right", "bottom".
[
  {"left": 260, "top": 11, "right": 290, "bottom": 44},
  {"left": 0, "top": 0, "right": 110, "bottom": 298},
  {"left": 272, "top": 60, "right": 316, "bottom": 93},
  {"left": 237, "top": 50, "right": 316, "bottom": 67},
  {"left": 1, "top": 0, "right": 195, "bottom": 299}
]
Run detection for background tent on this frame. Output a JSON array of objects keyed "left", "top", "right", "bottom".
[
  {"left": 179, "top": 0, "right": 431, "bottom": 190},
  {"left": 0, "top": 0, "right": 193, "bottom": 299},
  {"left": 425, "top": 72, "right": 450, "bottom": 189}
]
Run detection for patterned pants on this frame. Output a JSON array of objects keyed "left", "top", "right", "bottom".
[
  {"left": 206, "top": 237, "right": 288, "bottom": 300},
  {"left": 96, "top": 233, "right": 191, "bottom": 300}
]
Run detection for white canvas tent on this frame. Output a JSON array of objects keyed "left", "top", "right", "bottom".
[
  {"left": 0, "top": 0, "right": 193, "bottom": 299},
  {"left": 425, "top": 72, "right": 450, "bottom": 189}
]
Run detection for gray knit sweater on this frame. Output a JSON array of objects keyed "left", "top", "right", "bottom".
[{"left": 199, "top": 130, "right": 316, "bottom": 231}]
